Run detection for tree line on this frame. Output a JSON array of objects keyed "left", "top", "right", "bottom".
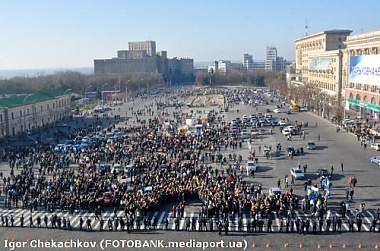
[{"left": 0, "top": 69, "right": 287, "bottom": 96}]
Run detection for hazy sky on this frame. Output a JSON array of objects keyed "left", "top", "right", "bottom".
[{"left": 1, "top": 0, "right": 379, "bottom": 69}]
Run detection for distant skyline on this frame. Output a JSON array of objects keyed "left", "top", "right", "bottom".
[{"left": 1, "top": 0, "right": 379, "bottom": 70}]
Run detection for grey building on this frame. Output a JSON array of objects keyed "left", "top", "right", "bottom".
[
  {"left": 243, "top": 54, "right": 254, "bottom": 71},
  {"left": 265, "top": 46, "right": 277, "bottom": 71},
  {"left": 94, "top": 40, "right": 194, "bottom": 81}
]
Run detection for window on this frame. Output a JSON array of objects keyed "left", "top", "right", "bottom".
[
  {"left": 11, "top": 112, "right": 14, "bottom": 120},
  {"left": 20, "top": 110, "right": 22, "bottom": 117}
]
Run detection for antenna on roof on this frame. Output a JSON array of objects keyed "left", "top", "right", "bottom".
[{"left": 304, "top": 20, "right": 309, "bottom": 36}]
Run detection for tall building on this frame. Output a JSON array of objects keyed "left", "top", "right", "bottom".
[
  {"left": 243, "top": 54, "right": 254, "bottom": 71},
  {"left": 128, "top": 41, "right": 156, "bottom": 64},
  {"left": 128, "top": 41, "right": 156, "bottom": 57},
  {"left": 265, "top": 46, "right": 277, "bottom": 71},
  {"left": 94, "top": 40, "right": 194, "bottom": 81},
  {"left": 293, "top": 29, "right": 352, "bottom": 117},
  {"left": 295, "top": 30, "right": 352, "bottom": 83}
]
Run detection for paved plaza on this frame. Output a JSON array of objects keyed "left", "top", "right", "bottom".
[{"left": 0, "top": 86, "right": 379, "bottom": 251}]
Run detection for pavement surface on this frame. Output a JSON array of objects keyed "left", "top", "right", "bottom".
[{"left": 0, "top": 86, "right": 380, "bottom": 251}]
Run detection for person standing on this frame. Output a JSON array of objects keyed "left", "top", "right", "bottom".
[
  {"left": 337, "top": 217, "right": 342, "bottom": 233},
  {"left": 357, "top": 217, "right": 362, "bottom": 232},
  {"left": 20, "top": 214, "right": 24, "bottom": 227},
  {"left": 370, "top": 217, "right": 377, "bottom": 232},
  {"left": 29, "top": 214, "right": 34, "bottom": 228},
  {"left": 86, "top": 218, "right": 92, "bottom": 231},
  {"left": 43, "top": 215, "right": 48, "bottom": 228},
  {"left": 341, "top": 162, "right": 344, "bottom": 172},
  {"left": 79, "top": 217, "right": 84, "bottom": 230},
  {"left": 99, "top": 218, "right": 104, "bottom": 231}
]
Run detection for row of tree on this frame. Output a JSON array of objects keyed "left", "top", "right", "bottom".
[{"left": 0, "top": 69, "right": 287, "bottom": 97}]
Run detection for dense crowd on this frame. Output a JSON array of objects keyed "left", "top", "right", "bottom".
[{"left": 0, "top": 88, "right": 379, "bottom": 234}]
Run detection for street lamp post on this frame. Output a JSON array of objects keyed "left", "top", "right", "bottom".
[
  {"left": 101, "top": 83, "right": 108, "bottom": 110},
  {"left": 23, "top": 94, "right": 33, "bottom": 136}
]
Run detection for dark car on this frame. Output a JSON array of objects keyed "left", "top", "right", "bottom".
[
  {"left": 317, "top": 168, "right": 329, "bottom": 178},
  {"left": 287, "top": 146, "right": 296, "bottom": 156},
  {"left": 103, "top": 191, "right": 113, "bottom": 206}
]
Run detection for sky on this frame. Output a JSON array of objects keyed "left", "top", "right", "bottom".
[{"left": 0, "top": 0, "right": 379, "bottom": 70}]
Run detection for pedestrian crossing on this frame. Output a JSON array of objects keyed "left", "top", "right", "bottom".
[{"left": 0, "top": 207, "right": 378, "bottom": 232}]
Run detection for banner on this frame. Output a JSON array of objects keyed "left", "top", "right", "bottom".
[
  {"left": 309, "top": 57, "right": 333, "bottom": 71},
  {"left": 349, "top": 55, "right": 380, "bottom": 86}
]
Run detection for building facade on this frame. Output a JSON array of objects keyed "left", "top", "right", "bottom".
[
  {"left": 94, "top": 40, "right": 194, "bottom": 81},
  {"left": 292, "top": 29, "right": 380, "bottom": 120},
  {"left": 343, "top": 30, "right": 380, "bottom": 119},
  {"left": 265, "top": 46, "right": 286, "bottom": 72},
  {"left": 243, "top": 54, "right": 254, "bottom": 71},
  {"left": 265, "top": 46, "right": 277, "bottom": 71},
  {"left": 295, "top": 30, "right": 352, "bottom": 83},
  {"left": 207, "top": 60, "right": 243, "bottom": 74},
  {"left": 292, "top": 30, "right": 352, "bottom": 118},
  {"left": 0, "top": 88, "right": 71, "bottom": 138}
]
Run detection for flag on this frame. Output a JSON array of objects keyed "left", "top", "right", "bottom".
[
  {"left": 322, "top": 176, "right": 332, "bottom": 189},
  {"left": 316, "top": 198, "right": 322, "bottom": 208},
  {"left": 307, "top": 186, "right": 316, "bottom": 200},
  {"left": 325, "top": 189, "right": 332, "bottom": 199},
  {"left": 326, "top": 178, "right": 333, "bottom": 190}
]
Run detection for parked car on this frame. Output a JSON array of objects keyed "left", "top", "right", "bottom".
[
  {"left": 246, "top": 160, "right": 257, "bottom": 175},
  {"left": 287, "top": 146, "right": 298, "bottom": 156},
  {"left": 307, "top": 141, "right": 316, "bottom": 150},
  {"left": 371, "top": 143, "right": 380, "bottom": 151},
  {"left": 268, "top": 187, "right": 282, "bottom": 196},
  {"left": 241, "top": 131, "right": 251, "bottom": 139},
  {"left": 290, "top": 167, "right": 305, "bottom": 180},
  {"left": 370, "top": 156, "right": 380, "bottom": 165},
  {"left": 316, "top": 168, "right": 329, "bottom": 177},
  {"left": 273, "top": 108, "right": 284, "bottom": 113},
  {"left": 279, "top": 120, "right": 288, "bottom": 126},
  {"left": 282, "top": 128, "right": 292, "bottom": 136}
]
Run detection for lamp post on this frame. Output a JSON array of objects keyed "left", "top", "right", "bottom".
[
  {"left": 23, "top": 94, "right": 33, "bottom": 136},
  {"left": 101, "top": 83, "right": 108, "bottom": 110}
]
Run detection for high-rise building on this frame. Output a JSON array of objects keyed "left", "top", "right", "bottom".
[
  {"left": 265, "top": 46, "right": 277, "bottom": 71},
  {"left": 128, "top": 41, "right": 156, "bottom": 58},
  {"left": 243, "top": 54, "right": 254, "bottom": 71}
]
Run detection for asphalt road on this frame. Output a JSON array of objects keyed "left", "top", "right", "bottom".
[{"left": 0, "top": 88, "right": 380, "bottom": 251}]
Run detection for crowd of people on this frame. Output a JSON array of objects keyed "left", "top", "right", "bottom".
[{"left": 0, "top": 88, "right": 379, "bottom": 234}]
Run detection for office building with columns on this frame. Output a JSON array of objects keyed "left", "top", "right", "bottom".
[{"left": 292, "top": 30, "right": 352, "bottom": 118}]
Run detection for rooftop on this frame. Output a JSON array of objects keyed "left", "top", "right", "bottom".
[{"left": 0, "top": 88, "right": 68, "bottom": 109}]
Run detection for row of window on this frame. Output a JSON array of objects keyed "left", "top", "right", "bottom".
[
  {"left": 347, "top": 83, "right": 380, "bottom": 94},
  {"left": 0, "top": 98, "right": 68, "bottom": 122}
]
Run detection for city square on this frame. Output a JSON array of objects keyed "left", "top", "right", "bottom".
[{"left": 0, "top": 87, "right": 379, "bottom": 251}]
